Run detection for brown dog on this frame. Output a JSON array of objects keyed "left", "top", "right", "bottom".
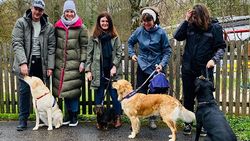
[
  {"left": 112, "top": 79, "right": 195, "bottom": 141},
  {"left": 23, "top": 76, "right": 63, "bottom": 130}
]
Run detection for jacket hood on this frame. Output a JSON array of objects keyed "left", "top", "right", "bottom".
[
  {"left": 54, "top": 18, "right": 83, "bottom": 29},
  {"left": 23, "top": 9, "right": 49, "bottom": 28}
]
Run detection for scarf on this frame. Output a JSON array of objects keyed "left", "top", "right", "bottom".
[
  {"left": 99, "top": 32, "right": 113, "bottom": 76},
  {"left": 60, "top": 14, "right": 79, "bottom": 26},
  {"left": 99, "top": 32, "right": 113, "bottom": 58}
]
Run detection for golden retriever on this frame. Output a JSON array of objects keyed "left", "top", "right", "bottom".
[
  {"left": 23, "top": 76, "right": 63, "bottom": 130},
  {"left": 112, "top": 79, "right": 195, "bottom": 141}
]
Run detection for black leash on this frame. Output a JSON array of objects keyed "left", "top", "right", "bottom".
[{"left": 101, "top": 76, "right": 113, "bottom": 105}]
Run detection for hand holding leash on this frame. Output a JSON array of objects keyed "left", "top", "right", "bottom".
[
  {"left": 155, "top": 64, "right": 162, "bottom": 72},
  {"left": 206, "top": 59, "right": 215, "bottom": 68},
  {"left": 86, "top": 72, "right": 92, "bottom": 81},
  {"left": 20, "top": 64, "right": 29, "bottom": 76},
  {"left": 110, "top": 65, "right": 117, "bottom": 77},
  {"left": 132, "top": 55, "right": 138, "bottom": 62}
]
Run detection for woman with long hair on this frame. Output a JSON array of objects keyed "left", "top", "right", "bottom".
[
  {"left": 85, "top": 12, "right": 123, "bottom": 129},
  {"left": 173, "top": 3, "right": 226, "bottom": 135}
]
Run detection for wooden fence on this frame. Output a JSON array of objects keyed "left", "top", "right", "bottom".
[{"left": 0, "top": 40, "right": 249, "bottom": 115}]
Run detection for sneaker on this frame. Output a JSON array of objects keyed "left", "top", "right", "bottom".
[
  {"left": 69, "top": 112, "right": 78, "bottom": 127},
  {"left": 69, "top": 120, "right": 78, "bottom": 127},
  {"left": 200, "top": 127, "right": 207, "bottom": 137},
  {"left": 16, "top": 120, "right": 27, "bottom": 131},
  {"left": 183, "top": 124, "right": 192, "bottom": 135},
  {"left": 149, "top": 120, "right": 157, "bottom": 130},
  {"left": 62, "top": 119, "right": 70, "bottom": 125}
]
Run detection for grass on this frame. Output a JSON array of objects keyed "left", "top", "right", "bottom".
[{"left": 0, "top": 113, "right": 249, "bottom": 140}]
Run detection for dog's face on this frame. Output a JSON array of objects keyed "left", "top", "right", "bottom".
[
  {"left": 194, "top": 75, "right": 215, "bottom": 102},
  {"left": 93, "top": 106, "right": 116, "bottom": 130},
  {"left": 23, "top": 76, "right": 50, "bottom": 98},
  {"left": 112, "top": 79, "right": 133, "bottom": 101}
]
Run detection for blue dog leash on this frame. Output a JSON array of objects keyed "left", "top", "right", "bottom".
[{"left": 120, "top": 70, "right": 157, "bottom": 101}]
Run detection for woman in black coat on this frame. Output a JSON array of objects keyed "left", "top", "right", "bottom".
[{"left": 173, "top": 3, "right": 226, "bottom": 135}]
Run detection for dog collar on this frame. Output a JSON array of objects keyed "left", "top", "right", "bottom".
[
  {"left": 120, "top": 90, "right": 137, "bottom": 102},
  {"left": 36, "top": 92, "right": 49, "bottom": 100},
  {"left": 198, "top": 100, "right": 217, "bottom": 107}
]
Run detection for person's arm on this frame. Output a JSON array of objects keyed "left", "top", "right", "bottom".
[
  {"left": 128, "top": 28, "right": 139, "bottom": 60},
  {"left": 112, "top": 37, "right": 122, "bottom": 67},
  {"left": 207, "top": 23, "right": 226, "bottom": 68},
  {"left": 47, "top": 23, "right": 56, "bottom": 71},
  {"left": 85, "top": 37, "right": 94, "bottom": 72},
  {"left": 79, "top": 25, "right": 88, "bottom": 72},
  {"left": 212, "top": 24, "right": 226, "bottom": 63},
  {"left": 110, "top": 37, "right": 122, "bottom": 77},
  {"left": 173, "top": 20, "right": 189, "bottom": 41},
  {"left": 12, "top": 18, "right": 27, "bottom": 66},
  {"left": 80, "top": 25, "right": 88, "bottom": 63}
]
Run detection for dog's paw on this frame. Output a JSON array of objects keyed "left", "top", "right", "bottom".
[
  {"left": 168, "top": 134, "right": 172, "bottom": 138},
  {"left": 128, "top": 132, "right": 136, "bottom": 138},
  {"left": 33, "top": 126, "right": 39, "bottom": 130},
  {"left": 169, "top": 139, "right": 174, "bottom": 141},
  {"left": 55, "top": 125, "right": 61, "bottom": 129},
  {"left": 47, "top": 127, "right": 53, "bottom": 130},
  {"left": 39, "top": 123, "right": 45, "bottom": 127}
]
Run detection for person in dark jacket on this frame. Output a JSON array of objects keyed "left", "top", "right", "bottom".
[
  {"left": 53, "top": 0, "right": 88, "bottom": 127},
  {"left": 12, "top": 0, "right": 56, "bottom": 131},
  {"left": 128, "top": 7, "right": 172, "bottom": 129},
  {"left": 85, "top": 12, "right": 122, "bottom": 129},
  {"left": 173, "top": 3, "right": 226, "bottom": 135}
]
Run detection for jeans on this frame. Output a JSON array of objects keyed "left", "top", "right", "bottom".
[
  {"left": 64, "top": 98, "right": 79, "bottom": 113},
  {"left": 18, "top": 79, "right": 31, "bottom": 121},
  {"left": 95, "top": 77, "right": 121, "bottom": 115}
]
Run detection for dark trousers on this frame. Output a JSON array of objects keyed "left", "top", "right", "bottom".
[
  {"left": 136, "top": 66, "right": 151, "bottom": 94},
  {"left": 18, "top": 56, "right": 43, "bottom": 121},
  {"left": 64, "top": 98, "right": 79, "bottom": 113},
  {"left": 95, "top": 77, "right": 122, "bottom": 115},
  {"left": 182, "top": 68, "right": 214, "bottom": 113}
]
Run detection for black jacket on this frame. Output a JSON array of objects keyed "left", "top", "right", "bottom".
[{"left": 173, "top": 20, "right": 226, "bottom": 74}]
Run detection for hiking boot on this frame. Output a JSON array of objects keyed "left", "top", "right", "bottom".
[
  {"left": 200, "top": 127, "right": 207, "bottom": 137},
  {"left": 114, "top": 115, "right": 122, "bottom": 128},
  {"left": 16, "top": 120, "right": 27, "bottom": 131},
  {"left": 148, "top": 117, "right": 157, "bottom": 130},
  {"left": 69, "top": 112, "right": 78, "bottom": 127},
  {"left": 183, "top": 123, "right": 192, "bottom": 135}
]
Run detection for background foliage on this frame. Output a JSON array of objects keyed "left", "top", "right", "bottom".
[{"left": 0, "top": 0, "right": 249, "bottom": 43}]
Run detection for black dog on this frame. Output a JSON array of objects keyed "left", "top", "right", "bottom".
[
  {"left": 93, "top": 105, "right": 116, "bottom": 130},
  {"left": 194, "top": 76, "right": 237, "bottom": 141}
]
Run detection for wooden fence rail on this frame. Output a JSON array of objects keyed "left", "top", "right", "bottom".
[{"left": 0, "top": 40, "right": 249, "bottom": 115}]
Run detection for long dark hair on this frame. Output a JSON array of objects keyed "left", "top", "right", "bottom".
[
  {"left": 189, "top": 4, "right": 211, "bottom": 30},
  {"left": 92, "top": 12, "right": 118, "bottom": 38}
]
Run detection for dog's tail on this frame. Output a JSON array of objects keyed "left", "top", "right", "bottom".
[{"left": 179, "top": 106, "right": 196, "bottom": 123}]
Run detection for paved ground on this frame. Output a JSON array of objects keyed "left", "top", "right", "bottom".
[{"left": 0, "top": 121, "right": 212, "bottom": 141}]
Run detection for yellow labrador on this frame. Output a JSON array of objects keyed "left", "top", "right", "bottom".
[
  {"left": 112, "top": 79, "right": 195, "bottom": 141},
  {"left": 23, "top": 76, "right": 63, "bottom": 130}
]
